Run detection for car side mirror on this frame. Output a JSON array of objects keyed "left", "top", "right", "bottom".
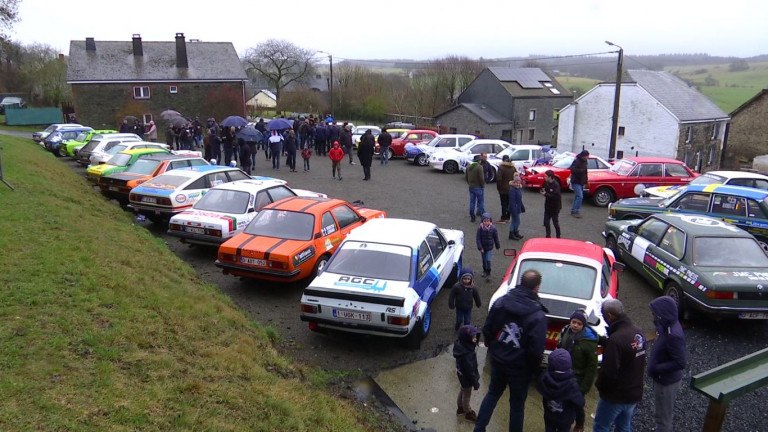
[
  {"left": 503, "top": 248, "right": 517, "bottom": 257},
  {"left": 627, "top": 225, "right": 637, "bottom": 233},
  {"left": 612, "top": 262, "right": 626, "bottom": 272},
  {"left": 587, "top": 312, "right": 601, "bottom": 326},
  {"left": 359, "top": 216, "right": 366, "bottom": 223},
  {"left": 448, "top": 239, "right": 455, "bottom": 246},
  {"left": 247, "top": 207, "right": 256, "bottom": 213}
]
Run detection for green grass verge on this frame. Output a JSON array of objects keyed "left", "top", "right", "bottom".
[
  {"left": 666, "top": 61, "right": 768, "bottom": 113},
  {"left": 0, "top": 136, "right": 392, "bottom": 431}
]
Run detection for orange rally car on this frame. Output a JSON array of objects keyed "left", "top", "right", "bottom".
[{"left": 215, "top": 197, "right": 386, "bottom": 282}]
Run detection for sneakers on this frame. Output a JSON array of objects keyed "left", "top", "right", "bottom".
[
  {"left": 495, "top": 219, "right": 508, "bottom": 224},
  {"left": 470, "top": 216, "right": 476, "bottom": 223},
  {"left": 465, "top": 410, "right": 478, "bottom": 422},
  {"left": 456, "top": 407, "right": 465, "bottom": 415},
  {"left": 571, "top": 212, "right": 582, "bottom": 218}
]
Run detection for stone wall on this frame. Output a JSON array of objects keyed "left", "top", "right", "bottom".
[
  {"left": 723, "top": 91, "right": 768, "bottom": 169},
  {"left": 673, "top": 121, "right": 726, "bottom": 172}
]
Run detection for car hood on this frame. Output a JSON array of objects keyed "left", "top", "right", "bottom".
[
  {"left": 612, "top": 197, "right": 666, "bottom": 207},
  {"left": 88, "top": 164, "right": 120, "bottom": 175},
  {"left": 309, "top": 270, "right": 414, "bottom": 299},
  {"left": 643, "top": 185, "right": 686, "bottom": 198}
]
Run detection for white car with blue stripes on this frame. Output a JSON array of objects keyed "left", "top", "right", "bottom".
[{"left": 299, "top": 218, "right": 464, "bottom": 348}]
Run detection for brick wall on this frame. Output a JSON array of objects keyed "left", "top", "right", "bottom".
[{"left": 724, "top": 91, "right": 768, "bottom": 169}]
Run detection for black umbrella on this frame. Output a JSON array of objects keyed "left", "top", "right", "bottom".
[
  {"left": 236, "top": 127, "right": 264, "bottom": 142},
  {"left": 123, "top": 115, "right": 139, "bottom": 122},
  {"left": 266, "top": 118, "right": 292, "bottom": 131},
  {"left": 160, "top": 109, "right": 182, "bottom": 120},
  {"left": 220, "top": 115, "right": 248, "bottom": 128},
  {"left": 166, "top": 115, "right": 188, "bottom": 128}
]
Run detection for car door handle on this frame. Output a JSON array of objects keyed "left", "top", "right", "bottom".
[{"left": 437, "top": 264, "right": 441, "bottom": 270}]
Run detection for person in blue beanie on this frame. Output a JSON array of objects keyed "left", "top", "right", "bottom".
[{"left": 537, "top": 348, "right": 586, "bottom": 432}]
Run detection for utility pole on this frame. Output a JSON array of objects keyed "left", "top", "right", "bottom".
[{"left": 605, "top": 41, "right": 623, "bottom": 160}]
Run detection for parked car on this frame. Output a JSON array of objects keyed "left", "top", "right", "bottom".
[
  {"left": 300, "top": 218, "right": 464, "bottom": 348},
  {"left": 430, "top": 139, "right": 511, "bottom": 176},
  {"left": 128, "top": 165, "right": 254, "bottom": 221},
  {"left": 32, "top": 123, "right": 83, "bottom": 143},
  {"left": 215, "top": 197, "right": 386, "bottom": 283},
  {"left": 582, "top": 156, "right": 698, "bottom": 207},
  {"left": 75, "top": 133, "right": 142, "bottom": 166},
  {"left": 88, "top": 137, "right": 163, "bottom": 166},
  {"left": 168, "top": 179, "right": 327, "bottom": 246},
  {"left": 98, "top": 154, "right": 209, "bottom": 203},
  {"left": 386, "top": 128, "right": 411, "bottom": 141},
  {"left": 381, "top": 129, "right": 438, "bottom": 159},
  {"left": 603, "top": 213, "right": 768, "bottom": 319},
  {"left": 522, "top": 154, "right": 613, "bottom": 189},
  {"left": 58, "top": 129, "right": 117, "bottom": 158},
  {"left": 352, "top": 126, "right": 382, "bottom": 149},
  {"left": 404, "top": 134, "right": 476, "bottom": 166},
  {"left": 488, "top": 238, "right": 624, "bottom": 364},
  {"left": 0, "top": 96, "right": 25, "bottom": 114},
  {"left": 479, "top": 144, "right": 547, "bottom": 175},
  {"left": 86, "top": 148, "right": 171, "bottom": 182},
  {"left": 43, "top": 127, "right": 94, "bottom": 155},
  {"left": 607, "top": 183, "right": 768, "bottom": 252},
  {"left": 641, "top": 170, "right": 768, "bottom": 198}
]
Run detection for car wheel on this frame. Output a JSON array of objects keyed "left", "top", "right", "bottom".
[
  {"left": 415, "top": 153, "right": 428, "bottom": 166},
  {"left": 443, "top": 160, "right": 459, "bottom": 174},
  {"left": 487, "top": 167, "right": 497, "bottom": 183},
  {"left": 591, "top": 187, "right": 615, "bottom": 207},
  {"left": 605, "top": 235, "right": 619, "bottom": 259},
  {"left": 386, "top": 148, "right": 394, "bottom": 161},
  {"left": 313, "top": 254, "right": 330, "bottom": 277},
  {"left": 664, "top": 282, "right": 688, "bottom": 320},
  {"left": 404, "top": 304, "right": 430, "bottom": 349},
  {"left": 57, "top": 145, "right": 68, "bottom": 158}
]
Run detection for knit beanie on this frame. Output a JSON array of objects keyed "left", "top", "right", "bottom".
[{"left": 570, "top": 309, "right": 588, "bottom": 327}]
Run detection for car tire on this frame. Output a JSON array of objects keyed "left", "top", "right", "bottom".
[
  {"left": 404, "top": 304, "right": 430, "bottom": 349},
  {"left": 415, "top": 153, "right": 428, "bottom": 166},
  {"left": 664, "top": 282, "right": 689, "bottom": 320},
  {"left": 605, "top": 235, "right": 619, "bottom": 260},
  {"left": 386, "top": 148, "right": 394, "bottom": 161},
  {"left": 313, "top": 254, "right": 330, "bottom": 278},
  {"left": 57, "top": 145, "right": 68, "bottom": 158},
  {"left": 443, "top": 160, "right": 459, "bottom": 174},
  {"left": 592, "top": 187, "right": 615, "bottom": 207}
]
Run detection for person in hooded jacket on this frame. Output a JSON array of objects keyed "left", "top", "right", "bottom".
[
  {"left": 357, "top": 129, "right": 375, "bottom": 180},
  {"left": 536, "top": 348, "right": 586, "bottom": 432},
  {"left": 569, "top": 150, "right": 589, "bottom": 218},
  {"left": 448, "top": 267, "right": 482, "bottom": 330},
  {"left": 268, "top": 130, "right": 284, "bottom": 170},
  {"left": 476, "top": 213, "right": 500, "bottom": 280},
  {"left": 541, "top": 170, "right": 562, "bottom": 238},
  {"left": 556, "top": 309, "right": 598, "bottom": 395},
  {"left": 285, "top": 129, "right": 298, "bottom": 172},
  {"left": 328, "top": 141, "right": 344, "bottom": 180},
  {"left": 454, "top": 325, "right": 482, "bottom": 423},
  {"left": 648, "top": 296, "right": 687, "bottom": 432},
  {"left": 339, "top": 125, "right": 355, "bottom": 164},
  {"left": 474, "top": 270, "right": 547, "bottom": 432}
]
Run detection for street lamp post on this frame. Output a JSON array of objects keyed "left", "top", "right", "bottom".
[
  {"left": 317, "top": 51, "right": 333, "bottom": 118},
  {"left": 605, "top": 40, "right": 623, "bottom": 160}
]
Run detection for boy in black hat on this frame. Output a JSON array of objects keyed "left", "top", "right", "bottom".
[
  {"left": 448, "top": 267, "right": 482, "bottom": 330},
  {"left": 537, "top": 348, "right": 586, "bottom": 432},
  {"left": 557, "top": 309, "right": 599, "bottom": 395},
  {"left": 454, "top": 325, "right": 482, "bottom": 422}
]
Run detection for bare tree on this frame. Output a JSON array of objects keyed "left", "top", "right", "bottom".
[
  {"left": 243, "top": 39, "right": 316, "bottom": 101},
  {"left": 0, "top": 0, "right": 20, "bottom": 40},
  {"left": 428, "top": 56, "right": 483, "bottom": 107}
]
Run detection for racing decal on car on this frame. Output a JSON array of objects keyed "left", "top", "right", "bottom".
[
  {"left": 333, "top": 276, "right": 387, "bottom": 292},
  {"left": 324, "top": 238, "right": 333, "bottom": 251},
  {"left": 618, "top": 232, "right": 633, "bottom": 250},
  {"left": 643, "top": 250, "right": 708, "bottom": 292},
  {"left": 292, "top": 246, "right": 315, "bottom": 266},
  {"left": 730, "top": 271, "right": 768, "bottom": 281},
  {"left": 175, "top": 194, "right": 187, "bottom": 203}
]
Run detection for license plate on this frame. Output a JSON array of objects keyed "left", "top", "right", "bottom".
[
  {"left": 185, "top": 227, "right": 205, "bottom": 234},
  {"left": 739, "top": 312, "right": 768, "bottom": 319},
  {"left": 141, "top": 196, "right": 157, "bottom": 203},
  {"left": 240, "top": 257, "right": 267, "bottom": 266},
  {"left": 333, "top": 309, "right": 370, "bottom": 321},
  {"left": 109, "top": 186, "right": 119, "bottom": 192}
]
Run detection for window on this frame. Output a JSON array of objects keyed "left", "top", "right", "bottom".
[
  {"left": 601, "top": 254, "right": 612, "bottom": 297},
  {"left": 747, "top": 199, "right": 768, "bottom": 219},
  {"left": 659, "top": 225, "right": 686, "bottom": 260},
  {"left": 618, "top": 126, "right": 625, "bottom": 136},
  {"left": 665, "top": 163, "right": 690, "bottom": 177},
  {"left": 684, "top": 151, "right": 691, "bottom": 166},
  {"left": 226, "top": 170, "right": 250, "bottom": 181},
  {"left": 529, "top": 110, "right": 536, "bottom": 121},
  {"left": 321, "top": 212, "right": 337, "bottom": 236},
  {"left": 671, "top": 193, "right": 710, "bottom": 212},
  {"left": 208, "top": 172, "right": 230, "bottom": 188},
  {"left": 331, "top": 205, "right": 360, "bottom": 229},
  {"left": 711, "top": 123, "right": 720, "bottom": 140},
  {"left": 169, "top": 85, "right": 178, "bottom": 94},
  {"left": 133, "top": 86, "right": 150, "bottom": 99},
  {"left": 638, "top": 163, "right": 663, "bottom": 177},
  {"left": 553, "top": 109, "right": 559, "bottom": 120},
  {"left": 143, "top": 114, "right": 153, "bottom": 124},
  {"left": 450, "top": 127, "right": 457, "bottom": 133},
  {"left": 425, "top": 229, "right": 447, "bottom": 258},
  {"left": 711, "top": 194, "right": 747, "bottom": 217},
  {"left": 417, "top": 241, "right": 434, "bottom": 279},
  {"left": 685, "top": 126, "right": 694, "bottom": 143},
  {"left": 458, "top": 137, "right": 473, "bottom": 146},
  {"left": 471, "top": 143, "right": 494, "bottom": 154},
  {"left": 637, "top": 218, "right": 669, "bottom": 245},
  {"left": 708, "top": 146, "right": 717, "bottom": 166},
  {"left": 527, "top": 128, "right": 535, "bottom": 141},
  {"left": 267, "top": 186, "right": 296, "bottom": 202}
]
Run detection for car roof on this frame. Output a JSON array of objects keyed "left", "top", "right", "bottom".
[
  {"left": 174, "top": 165, "right": 239, "bottom": 174},
  {"left": 209, "top": 178, "right": 288, "bottom": 193},
  {"left": 518, "top": 238, "right": 605, "bottom": 263},
  {"left": 650, "top": 213, "right": 757, "bottom": 237},
  {"left": 467, "top": 139, "right": 512, "bottom": 146},
  {"left": 682, "top": 183, "right": 768, "bottom": 199},
  {"left": 343, "top": 218, "right": 436, "bottom": 247},
  {"left": 136, "top": 154, "right": 206, "bottom": 162},
  {"left": 262, "top": 196, "right": 343, "bottom": 213},
  {"left": 92, "top": 133, "right": 142, "bottom": 139},
  {"left": 401, "top": 129, "right": 436, "bottom": 134},
  {"left": 701, "top": 170, "right": 768, "bottom": 180},
  {"left": 118, "top": 148, "right": 168, "bottom": 156},
  {"left": 622, "top": 156, "right": 686, "bottom": 164},
  {"left": 436, "top": 134, "right": 477, "bottom": 139}
]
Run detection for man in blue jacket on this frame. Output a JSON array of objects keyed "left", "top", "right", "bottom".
[
  {"left": 648, "top": 296, "right": 687, "bottom": 432},
  {"left": 474, "top": 270, "right": 547, "bottom": 432}
]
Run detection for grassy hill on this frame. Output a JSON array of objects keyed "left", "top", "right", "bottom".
[
  {"left": 665, "top": 61, "right": 768, "bottom": 113},
  {"left": 0, "top": 135, "right": 398, "bottom": 431}
]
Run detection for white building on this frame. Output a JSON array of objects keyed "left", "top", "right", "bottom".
[{"left": 246, "top": 90, "right": 277, "bottom": 109}]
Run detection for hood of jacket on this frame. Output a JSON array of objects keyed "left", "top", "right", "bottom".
[{"left": 650, "top": 296, "right": 679, "bottom": 333}]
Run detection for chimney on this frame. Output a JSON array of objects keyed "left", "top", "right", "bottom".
[
  {"left": 132, "top": 34, "right": 143, "bottom": 56},
  {"left": 175, "top": 32, "right": 188, "bottom": 68},
  {"left": 85, "top": 37, "right": 96, "bottom": 51}
]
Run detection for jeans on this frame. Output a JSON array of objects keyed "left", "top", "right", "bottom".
[
  {"left": 380, "top": 146, "right": 390, "bottom": 164},
  {"left": 543, "top": 211, "right": 561, "bottom": 238},
  {"left": 469, "top": 187, "right": 485, "bottom": 218},
  {"left": 481, "top": 249, "right": 493, "bottom": 273},
  {"left": 286, "top": 149, "right": 296, "bottom": 171},
  {"left": 593, "top": 398, "right": 637, "bottom": 432},
  {"left": 509, "top": 213, "right": 521, "bottom": 233},
  {"left": 653, "top": 380, "right": 681, "bottom": 432},
  {"left": 223, "top": 146, "right": 233, "bottom": 166},
  {"left": 571, "top": 183, "right": 584, "bottom": 214},
  {"left": 473, "top": 365, "right": 530, "bottom": 432},
  {"left": 455, "top": 308, "right": 472, "bottom": 327},
  {"left": 499, "top": 193, "right": 509, "bottom": 219},
  {"left": 303, "top": 158, "right": 310, "bottom": 171}
]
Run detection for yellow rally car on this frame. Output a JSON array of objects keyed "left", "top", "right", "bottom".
[{"left": 86, "top": 148, "right": 170, "bottom": 182}]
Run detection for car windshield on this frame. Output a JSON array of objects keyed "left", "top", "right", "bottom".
[
  {"left": 514, "top": 258, "right": 597, "bottom": 300},
  {"left": 690, "top": 173, "right": 727, "bottom": 186},
  {"left": 244, "top": 209, "right": 314, "bottom": 241},
  {"left": 107, "top": 153, "right": 132, "bottom": 166},
  {"left": 613, "top": 159, "right": 637, "bottom": 176},
  {"left": 324, "top": 241, "right": 412, "bottom": 281},
  {"left": 107, "top": 144, "right": 129, "bottom": 155},
  {"left": 194, "top": 189, "right": 250, "bottom": 214},
  {"left": 693, "top": 237, "right": 768, "bottom": 267},
  {"left": 424, "top": 136, "right": 441, "bottom": 147},
  {"left": 124, "top": 159, "right": 162, "bottom": 175},
  {"left": 74, "top": 133, "right": 89, "bottom": 143},
  {"left": 43, "top": 125, "right": 57, "bottom": 133},
  {"left": 144, "top": 174, "right": 190, "bottom": 188},
  {"left": 552, "top": 156, "right": 576, "bottom": 168}
]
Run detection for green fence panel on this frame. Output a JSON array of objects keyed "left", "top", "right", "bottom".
[{"left": 5, "top": 108, "right": 64, "bottom": 126}]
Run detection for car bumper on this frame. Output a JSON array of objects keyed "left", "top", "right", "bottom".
[
  {"left": 214, "top": 260, "right": 302, "bottom": 280},
  {"left": 128, "top": 203, "right": 184, "bottom": 217},
  {"left": 429, "top": 161, "right": 445, "bottom": 170},
  {"left": 167, "top": 229, "right": 228, "bottom": 246},
  {"left": 299, "top": 315, "right": 411, "bottom": 337},
  {"left": 684, "top": 292, "right": 768, "bottom": 319}
]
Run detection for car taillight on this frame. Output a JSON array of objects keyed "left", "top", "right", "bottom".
[
  {"left": 208, "top": 229, "right": 222, "bottom": 237},
  {"left": 706, "top": 291, "right": 737, "bottom": 300},
  {"left": 268, "top": 260, "right": 288, "bottom": 269},
  {"left": 129, "top": 193, "right": 138, "bottom": 202},
  {"left": 169, "top": 223, "right": 183, "bottom": 231},
  {"left": 387, "top": 315, "right": 410, "bottom": 326},
  {"left": 219, "top": 253, "right": 236, "bottom": 262},
  {"left": 159, "top": 197, "right": 172, "bottom": 206},
  {"left": 300, "top": 304, "right": 318, "bottom": 314}
]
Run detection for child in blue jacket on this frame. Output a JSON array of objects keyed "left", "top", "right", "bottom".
[
  {"left": 537, "top": 348, "right": 586, "bottom": 432},
  {"left": 476, "top": 212, "right": 500, "bottom": 281}
]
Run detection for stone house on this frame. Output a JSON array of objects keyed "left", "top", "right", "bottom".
[
  {"left": 67, "top": 33, "right": 247, "bottom": 129},
  {"left": 434, "top": 67, "right": 572, "bottom": 144},
  {"left": 558, "top": 70, "right": 730, "bottom": 171},
  {"left": 722, "top": 89, "right": 768, "bottom": 169},
  {"left": 246, "top": 90, "right": 277, "bottom": 110}
]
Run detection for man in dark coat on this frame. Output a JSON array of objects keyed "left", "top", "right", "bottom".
[
  {"left": 648, "top": 296, "right": 687, "bottom": 432},
  {"left": 378, "top": 127, "right": 393, "bottom": 165},
  {"left": 569, "top": 150, "right": 589, "bottom": 218},
  {"left": 593, "top": 299, "right": 647, "bottom": 432},
  {"left": 328, "top": 122, "right": 340, "bottom": 151},
  {"left": 541, "top": 170, "right": 562, "bottom": 238},
  {"left": 474, "top": 270, "right": 547, "bottom": 432},
  {"left": 339, "top": 125, "right": 355, "bottom": 165},
  {"left": 357, "top": 129, "right": 375, "bottom": 180},
  {"left": 313, "top": 122, "right": 328, "bottom": 155},
  {"left": 466, "top": 155, "right": 486, "bottom": 223},
  {"left": 495, "top": 155, "right": 517, "bottom": 223}
]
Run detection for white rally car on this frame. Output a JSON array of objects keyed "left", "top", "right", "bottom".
[
  {"left": 300, "top": 218, "right": 464, "bottom": 348},
  {"left": 167, "top": 179, "right": 327, "bottom": 246},
  {"left": 428, "top": 139, "right": 511, "bottom": 175}
]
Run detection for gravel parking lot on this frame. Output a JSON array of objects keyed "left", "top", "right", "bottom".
[{"left": 63, "top": 149, "right": 767, "bottom": 431}]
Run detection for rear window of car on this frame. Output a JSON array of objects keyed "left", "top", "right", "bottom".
[
  {"left": 325, "top": 241, "right": 411, "bottom": 281},
  {"left": 693, "top": 237, "right": 768, "bottom": 267},
  {"left": 516, "top": 259, "right": 597, "bottom": 300},
  {"left": 125, "top": 159, "right": 162, "bottom": 175},
  {"left": 144, "top": 174, "right": 189, "bottom": 188},
  {"left": 107, "top": 153, "right": 132, "bottom": 167},
  {"left": 107, "top": 144, "right": 129, "bottom": 155},
  {"left": 194, "top": 189, "right": 251, "bottom": 214},
  {"left": 244, "top": 209, "right": 314, "bottom": 241}
]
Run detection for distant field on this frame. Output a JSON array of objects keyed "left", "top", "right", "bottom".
[
  {"left": 556, "top": 76, "right": 601, "bottom": 94},
  {"left": 666, "top": 61, "right": 768, "bottom": 112}
]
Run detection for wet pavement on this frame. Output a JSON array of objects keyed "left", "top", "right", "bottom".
[{"left": 374, "top": 343, "right": 600, "bottom": 432}]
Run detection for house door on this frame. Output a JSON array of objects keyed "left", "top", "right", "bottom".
[
  {"left": 501, "top": 129, "right": 513, "bottom": 142},
  {"left": 515, "top": 129, "right": 523, "bottom": 144}
]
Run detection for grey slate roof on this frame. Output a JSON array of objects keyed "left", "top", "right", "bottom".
[
  {"left": 488, "top": 67, "right": 552, "bottom": 88},
  {"left": 628, "top": 70, "right": 729, "bottom": 122},
  {"left": 67, "top": 39, "right": 247, "bottom": 82},
  {"left": 457, "top": 103, "right": 512, "bottom": 124}
]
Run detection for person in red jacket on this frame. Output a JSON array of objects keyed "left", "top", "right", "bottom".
[{"left": 328, "top": 141, "right": 344, "bottom": 181}]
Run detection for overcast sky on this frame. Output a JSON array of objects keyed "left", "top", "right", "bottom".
[{"left": 11, "top": 0, "right": 768, "bottom": 61}]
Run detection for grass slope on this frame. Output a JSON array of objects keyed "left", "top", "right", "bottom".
[
  {"left": 666, "top": 61, "right": 768, "bottom": 113},
  {"left": 0, "top": 136, "right": 390, "bottom": 431}
]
